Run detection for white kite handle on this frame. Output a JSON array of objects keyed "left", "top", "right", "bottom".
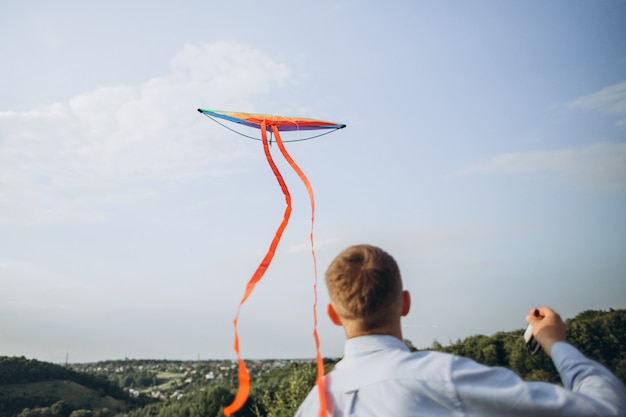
[{"left": 524, "top": 324, "right": 541, "bottom": 355}]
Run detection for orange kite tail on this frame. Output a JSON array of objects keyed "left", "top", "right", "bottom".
[
  {"left": 273, "top": 125, "right": 328, "bottom": 417},
  {"left": 223, "top": 121, "right": 293, "bottom": 417}
]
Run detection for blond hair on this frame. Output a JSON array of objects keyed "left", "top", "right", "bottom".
[{"left": 325, "top": 244, "right": 403, "bottom": 330}]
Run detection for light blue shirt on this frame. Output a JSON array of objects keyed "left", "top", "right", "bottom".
[{"left": 295, "top": 334, "right": 626, "bottom": 417}]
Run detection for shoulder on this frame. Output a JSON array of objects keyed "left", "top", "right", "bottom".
[{"left": 333, "top": 347, "right": 461, "bottom": 386}]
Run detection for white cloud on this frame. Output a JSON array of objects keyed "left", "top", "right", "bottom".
[
  {"left": 0, "top": 42, "right": 292, "bottom": 225},
  {"left": 458, "top": 82, "right": 626, "bottom": 192},
  {"left": 569, "top": 80, "right": 626, "bottom": 128},
  {"left": 459, "top": 141, "right": 626, "bottom": 193}
]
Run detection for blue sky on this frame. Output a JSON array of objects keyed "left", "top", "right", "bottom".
[{"left": 1, "top": 1, "right": 625, "bottom": 364}]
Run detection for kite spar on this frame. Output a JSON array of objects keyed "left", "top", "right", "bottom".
[{"left": 198, "top": 109, "right": 345, "bottom": 417}]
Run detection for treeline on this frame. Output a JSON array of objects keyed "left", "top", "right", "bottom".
[
  {"left": 435, "top": 308, "right": 625, "bottom": 384},
  {"left": 114, "top": 308, "right": 625, "bottom": 417},
  {"left": 2, "top": 309, "right": 624, "bottom": 417},
  {"left": 0, "top": 356, "right": 114, "bottom": 388},
  {"left": 1, "top": 356, "right": 122, "bottom": 393}
]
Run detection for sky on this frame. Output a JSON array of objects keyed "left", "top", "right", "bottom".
[{"left": 1, "top": 1, "right": 625, "bottom": 364}]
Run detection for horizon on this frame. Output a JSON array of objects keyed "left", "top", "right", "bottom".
[{"left": 7, "top": 306, "right": 622, "bottom": 365}]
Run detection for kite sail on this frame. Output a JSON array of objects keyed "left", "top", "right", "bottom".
[
  {"left": 199, "top": 108, "right": 345, "bottom": 141},
  {"left": 198, "top": 108, "right": 346, "bottom": 417}
]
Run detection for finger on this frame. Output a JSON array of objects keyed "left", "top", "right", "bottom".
[{"left": 535, "top": 307, "right": 552, "bottom": 319}]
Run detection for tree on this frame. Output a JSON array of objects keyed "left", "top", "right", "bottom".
[
  {"left": 191, "top": 386, "right": 234, "bottom": 417},
  {"left": 403, "top": 339, "right": 418, "bottom": 352},
  {"left": 69, "top": 411, "right": 92, "bottom": 417},
  {"left": 253, "top": 362, "right": 318, "bottom": 417}
]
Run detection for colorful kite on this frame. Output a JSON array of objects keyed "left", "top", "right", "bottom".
[{"left": 198, "top": 108, "right": 346, "bottom": 417}]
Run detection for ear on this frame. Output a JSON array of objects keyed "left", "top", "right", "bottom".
[
  {"left": 401, "top": 290, "right": 411, "bottom": 317},
  {"left": 327, "top": 304, "right": 343, "bottom": 326}
]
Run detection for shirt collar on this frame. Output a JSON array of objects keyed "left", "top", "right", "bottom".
[{"left": 344, "top": 334, "right": 410, "bottom": 357}]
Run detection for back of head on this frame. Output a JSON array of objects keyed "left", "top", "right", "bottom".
[{"left": 325, "top": 244, "right": 403, "bottom": 331}]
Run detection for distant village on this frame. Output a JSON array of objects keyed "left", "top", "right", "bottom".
[{"left": 70, "top": 358, "right": 312, "bottom": 401}]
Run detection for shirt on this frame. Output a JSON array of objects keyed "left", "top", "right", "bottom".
[{"left": 295, "top": 334, "right": 626, "bottom": 417}]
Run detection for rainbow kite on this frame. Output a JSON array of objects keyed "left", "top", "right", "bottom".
[{"left": 198, "top": 108, "right": 346, "bottom": 417}]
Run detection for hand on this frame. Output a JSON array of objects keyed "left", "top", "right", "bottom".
[{"left": 526, "top": 307, "right": 567, "bottom": 356}]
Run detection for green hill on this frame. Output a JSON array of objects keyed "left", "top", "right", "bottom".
[{"left": 0, "top": 356, "right": 148, "bottom": 417}]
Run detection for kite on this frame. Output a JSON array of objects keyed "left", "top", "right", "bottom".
[{"left": 198, "top": 108, "right": 346, "bottom": 417}]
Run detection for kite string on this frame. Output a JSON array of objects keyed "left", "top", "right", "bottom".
[
  {"left": 273, "top": 125, "right": 328, "bottom": 417},
  {"left": 223, "top": 121, "right": 293, "bottom": 417}
]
